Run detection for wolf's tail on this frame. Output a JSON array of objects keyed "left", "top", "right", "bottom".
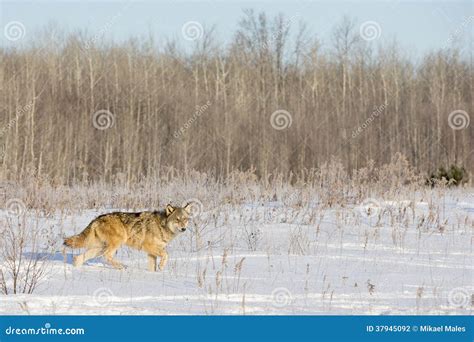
[{"left": 63, "top": 226, "right": 92, "bottom": 248}]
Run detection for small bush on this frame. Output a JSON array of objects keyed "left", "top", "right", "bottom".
[
  {"left": 243, "top": 225, "right": 262, "bottom": 251},
  {"left": 427, "top": 165, "right": 468, "bottom": 187},
  {"left": 0, "top": 216, "right": 53, "bottom": 295}
]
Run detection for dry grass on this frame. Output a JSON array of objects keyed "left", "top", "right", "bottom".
[
  {"left": 1, "top": 154, "right": 472, "bottom": 307},
  {"left": 0, "top": 215, "right": 54, "bottom": 294}
]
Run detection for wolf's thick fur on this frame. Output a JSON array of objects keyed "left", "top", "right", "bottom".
[{"left": 64, "top": 204, "right": 190, "bottom": 271}]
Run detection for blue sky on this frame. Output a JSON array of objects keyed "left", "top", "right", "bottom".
[{"left": 1, "top": 0, "right": 472, "bottom": 58}]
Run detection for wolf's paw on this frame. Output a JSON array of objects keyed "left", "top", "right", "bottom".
[
  {"left": 114, "top": 263, "right": 127, "bottom": 270},
  {"left": 72, "top": 256, "right": 83, "bottom": 267}
]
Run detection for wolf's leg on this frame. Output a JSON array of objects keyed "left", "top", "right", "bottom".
[
  {"left": 158, "top": 250, "right": 169, "bottom": 271},
  {"left": 73, "top": 247, "right": 104, "bottom": 267},
  {"left": 103, "top": 243, "right": 125, "bottom": 270},
  {"left": 147, "top": 254, "right": 157, "bottom": 272},
  {"left": 143, "top": 246, "right": 167, "bottom": 271},
  {"left": 82, "top": 247, "right": 104, "bottom": 263}
]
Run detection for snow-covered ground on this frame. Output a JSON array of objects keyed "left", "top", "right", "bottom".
[{"left": 0, "top": 190, "right": 472, "bottom": 315}]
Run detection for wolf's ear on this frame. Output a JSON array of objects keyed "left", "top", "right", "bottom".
[
  {"left": 183, "top": 202, "right": 192, "bottom": 214},
  {"left": 165, "top": 204, "right": 175, "bottom": 216}
]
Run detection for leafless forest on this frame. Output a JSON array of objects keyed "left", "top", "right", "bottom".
[
  {"left": 0, "top": 11, "right": 472, "bottom": 315},
  {"left": 0, "top": 12, "right": 472, "bottom": 187}
]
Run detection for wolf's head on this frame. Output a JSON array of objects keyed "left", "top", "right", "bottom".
[{"left": 164, "top": 204, "right": 191, "bottom": 234}]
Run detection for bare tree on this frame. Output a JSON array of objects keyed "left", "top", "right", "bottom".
[{"left": 0, "top": 12, "right": 472, "bottom": 185}]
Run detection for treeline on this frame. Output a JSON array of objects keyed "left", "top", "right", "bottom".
[{"left": 0, "top": 12, "right": 472, "bottom": 185}]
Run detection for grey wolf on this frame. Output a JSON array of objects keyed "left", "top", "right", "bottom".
[{"left": 63, "top": 204, "right": 190, "bottom": 271}]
